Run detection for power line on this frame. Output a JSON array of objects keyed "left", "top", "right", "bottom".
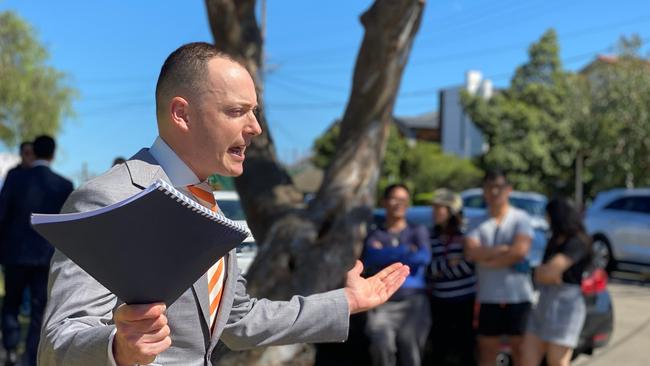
[{"left": 263, "top": 36, "right": 650, "bottom": 110}]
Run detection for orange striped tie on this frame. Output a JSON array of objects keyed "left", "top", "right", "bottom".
[{"left": 187, "top": 182, "right": 225, "bottom": 330}]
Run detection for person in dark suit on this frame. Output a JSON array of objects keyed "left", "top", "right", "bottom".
[{"left": 0, "top": 135, "right": 73, "bottom": 366}]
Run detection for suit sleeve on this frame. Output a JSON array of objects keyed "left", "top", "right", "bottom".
[
  {"left": 37, "top": 187, "right": 120, "bottom": 366},
  {"left": 220, "top": 271, "right": 350, "bottom": 351}
]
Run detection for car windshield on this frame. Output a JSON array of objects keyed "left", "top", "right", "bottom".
[
  {"left": 462, "top": 194, "right": 547, "bottom": 218},
  {"left": 510, "top": 197, "right": 547, "bottom": 218}
]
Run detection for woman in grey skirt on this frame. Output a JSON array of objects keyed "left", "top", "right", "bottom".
[{"left": 522, "top": 198, "right": 592, "bottom": 366}]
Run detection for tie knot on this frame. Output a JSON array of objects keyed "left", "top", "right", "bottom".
[{"left": 187, "top": 182, "right": 217, "bottom": 212}]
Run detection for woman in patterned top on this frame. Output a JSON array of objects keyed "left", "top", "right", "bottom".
[{"left": 428, "top": 188, "right": 477, "bottom": 366}]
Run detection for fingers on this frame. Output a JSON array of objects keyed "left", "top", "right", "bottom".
[
  {"left": 372, "top": 264, "right": 409, "bottom": 299},
  {"left": 374, "top": 262, "right": 409, "bottom": 281},
  {"left": 113, "top": 303, "right": 172, "bottom": 365},
  {"left": 115, "top": 302, "right": 166, "bottom": 322},
  {"left": 348, "top": 260, "right": 364, "bottom": 276}
]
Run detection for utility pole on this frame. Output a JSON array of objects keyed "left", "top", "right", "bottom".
[{"left": 575, "top": 151, "right": 583, "bottom": 211}]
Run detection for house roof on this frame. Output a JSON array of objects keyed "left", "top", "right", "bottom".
[
  {"left": 393, "top": 110, "right": 439, "bottom": 130},
  {"left": 581, "top": 54, "right": 650, "bottom": 74}
]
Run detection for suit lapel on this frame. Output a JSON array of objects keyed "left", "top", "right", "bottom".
[{"left": 193, "top": 272, "right": 212, "bottom": 328}]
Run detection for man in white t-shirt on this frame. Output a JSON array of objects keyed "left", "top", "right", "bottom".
[{"left": 465, "top": 170, "right": 534, "bottom": 366}]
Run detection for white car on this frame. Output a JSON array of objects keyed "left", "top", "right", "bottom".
[
  {"left": 584, "top": 188, "right": 650, "bottom": 273},
  {"left": 213, "top": 190, "right": 257, "bottom": 274}
]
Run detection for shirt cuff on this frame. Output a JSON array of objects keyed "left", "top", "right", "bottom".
[{"left": 107, "top": 328, "right": 119, "bottom": 366}]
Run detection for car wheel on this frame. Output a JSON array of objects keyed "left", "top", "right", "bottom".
[{"left": 592, "top": 236, "right": 615, "bottom": 273}]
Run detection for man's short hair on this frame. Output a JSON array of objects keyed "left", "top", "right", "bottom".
[
  {"left": 155, "top": 42, "right": 241, "bottom": 115},
  {"left": 482, "top": 169, "right": 509, "bottom": 185},
  {"left": 383, "top": 183, "right": 410, "bottom": 199},
  {"left": 33, "top": 135, "right": 56, "bottom": 159},
  {"left": 19, "top": 141, "right": 32, "bottom": 152}
]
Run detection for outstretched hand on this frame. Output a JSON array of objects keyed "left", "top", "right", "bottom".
[{"left": 344, "top": 260, "right": 410, "bottom": 314}]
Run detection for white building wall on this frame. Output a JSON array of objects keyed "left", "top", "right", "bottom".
[{"left": 440, "top": 70, "right": 491, "bottom": 158}]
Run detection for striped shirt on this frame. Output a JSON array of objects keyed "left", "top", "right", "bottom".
[{"left": 429, "top": 232, "right": 476, "bottom": 300}]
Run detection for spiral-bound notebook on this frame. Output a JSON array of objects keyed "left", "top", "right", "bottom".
[{"left": 31, "top": 179, "right": 250, "bottom": 306}]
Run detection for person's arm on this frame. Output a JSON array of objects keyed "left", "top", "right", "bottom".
[
  {"left": 441, "top": 238, "right": 475, "bottom": 279},
  {"left": 39, "top": 187, "right": 170, "bottom": 366},
  {"left": 361, "top": 231, "right": 407, "bottom": 269},
  {"left": 398, "top": 226, "right": 431, "bottom": 268},
  {"left": 220, "top": 261, "right": 409, "bottom": 350},
  {"left": 476, "top": 213, "right": 534, "bottom": 268},
  {"left": 479, "top": 234, "right": 531, "bottom": 268},
  {"left": 535, "top": 237, "right": 588, "bottom": 285},
  {"left": 464, "top": 236, "right": 505, "bottom": 263},
  {"left": 534, "top": 253, "right": 573, "bottom": 285}
]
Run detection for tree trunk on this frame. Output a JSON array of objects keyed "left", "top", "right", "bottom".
[{"left": 205, "top": 1, "right": 425, "bottom": 364}]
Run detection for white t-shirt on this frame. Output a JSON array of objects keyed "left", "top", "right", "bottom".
[{"left": 467, "top": 207, "right": 534, "bottom": 304}]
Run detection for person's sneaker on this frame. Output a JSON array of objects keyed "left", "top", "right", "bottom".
[{"left": 4, "top": 350, "right": 17, "bottom": 366}]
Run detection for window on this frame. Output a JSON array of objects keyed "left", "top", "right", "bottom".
[
  {"left": 463, "top": 195, "right": 486, "bottom": 209},
  {"left": 604, "top": 196, "right": 650, "bottom": 214},
  {"left": 218, "top": 200, "right": 247, "bottom": 221}
]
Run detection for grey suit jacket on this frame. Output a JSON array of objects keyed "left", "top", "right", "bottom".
[{"left": 37, "top": 149, "right": 349, "bottom": 366}]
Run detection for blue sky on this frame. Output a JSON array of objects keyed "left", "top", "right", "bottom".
[{"left": 1, "top": 0, "right": 649, "bottom": 184}]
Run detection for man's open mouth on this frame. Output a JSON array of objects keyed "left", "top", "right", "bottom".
[{"left": 228, "top": 146, "right": 245, "bottom": 158}]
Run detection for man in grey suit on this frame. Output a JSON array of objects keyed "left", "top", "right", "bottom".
[{"left": 38, "top": 42, "right": 410, "bottom": 366}]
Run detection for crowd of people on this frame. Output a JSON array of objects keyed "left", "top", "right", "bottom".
[{"left": 358, "top": 170, "right": 593, "bottom": 366}]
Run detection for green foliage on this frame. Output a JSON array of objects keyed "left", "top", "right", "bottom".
[
  {"left": 312, "top": 121, "right": 482, "bottom": 204},
  {"left": 0, "top": 11, "right": 75, "bottom": 147},
  {"left": 208, "top": 174, "right": 235, "bottom": 191},
  {"left": 402, "top": 141, "right": 482, "bottom": 198},
  {"left": 463, "top": 30, "right": 650, "bottom": 200},
  {"left": 462, "top": 29, "right": 579, "bottom": 195},
  {"left": 577, "top": 37, "right": 650, "bottom": 195},
  {"left": 311, "top": 122, "right": 340, "bottom": 170}
]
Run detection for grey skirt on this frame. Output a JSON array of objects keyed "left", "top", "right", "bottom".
[{"left": 527, "top": 284, "right": 586, "bottom": 348}]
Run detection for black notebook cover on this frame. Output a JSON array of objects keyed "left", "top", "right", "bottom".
[{"left": 31, "top": 179, "right": 249, "bottom": 306}]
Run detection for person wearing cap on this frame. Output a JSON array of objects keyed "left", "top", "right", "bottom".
[
  {"left": 362, "top": 184, "right": 432, "bottom": 366},
  {"left": 427, "top": 188, "right": 477, "bottom": 366}
]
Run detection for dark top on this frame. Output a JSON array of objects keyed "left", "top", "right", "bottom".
[
  {"left": 362, "top": 223, "right": 431, "bottom": 298},
  {"left": 0, "top": 165, "right": 73, "bottom": 265},
  {"left": 429, "top": 229, "right": 476, "bottom": 301},
  {"left": 542, "top": 236, "right": 591, "bottom": 285}
]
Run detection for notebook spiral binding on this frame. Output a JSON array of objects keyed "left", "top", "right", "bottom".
[{"left": 154, "top": 179, "right": 249, "bottom": 235}]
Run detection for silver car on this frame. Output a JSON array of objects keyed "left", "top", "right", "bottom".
[{"left": 584, "top": 188, "right": 650, "bottom": 273}]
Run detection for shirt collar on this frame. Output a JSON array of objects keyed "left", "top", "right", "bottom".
[
  {"left": 32, "top": 160, "right": 50, "bottom": 167},
  {"left": 149, "top": 136, "right": 200, "bottom": 187}
]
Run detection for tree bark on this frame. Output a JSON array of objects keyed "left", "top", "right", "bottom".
[{"left": 205, "top": 0, "right": 425, "bottom": 364}]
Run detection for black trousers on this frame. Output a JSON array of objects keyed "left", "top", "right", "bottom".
[
  {"left": 428, "top": 296, "right": 477, "bottom": 366},
  {"left": 2, "top": 265, "right": 49, "bottom": 366}
]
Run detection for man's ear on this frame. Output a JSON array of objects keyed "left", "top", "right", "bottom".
[{"left": 170, "top": 96, "right": 190, "bottom": 132}]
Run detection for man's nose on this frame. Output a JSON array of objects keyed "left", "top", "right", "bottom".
[{"left": 247, "top": 113, "right": 263, "bottom": 136}]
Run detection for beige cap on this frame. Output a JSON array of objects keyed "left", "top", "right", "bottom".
[{"left": 432, "top": 188, "right": 463, "bottom": 215}]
